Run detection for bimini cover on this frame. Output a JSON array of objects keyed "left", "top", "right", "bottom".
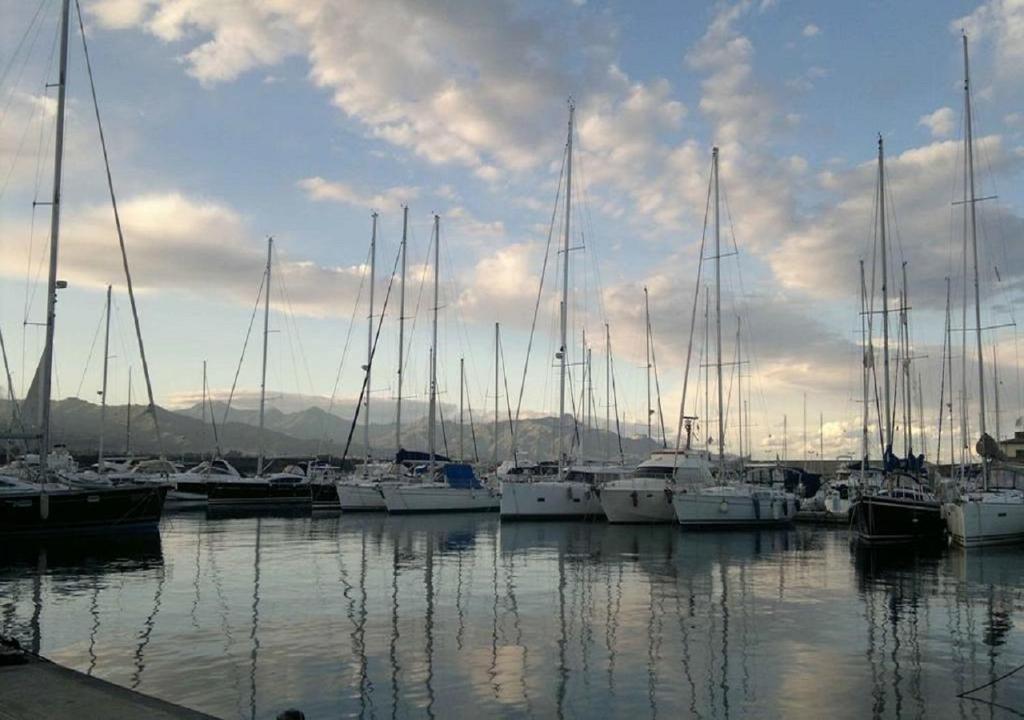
[
  {"left": 395, "top": 449, "right": 452, "bottom": 464},
  {"left": 444, "top": 463, "right": 482, "bottom": 489}
]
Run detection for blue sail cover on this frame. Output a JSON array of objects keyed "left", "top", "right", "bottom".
[{"left": 444, "top": 463, "right": 483, "bottom": 489}]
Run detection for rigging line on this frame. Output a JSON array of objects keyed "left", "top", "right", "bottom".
[
  {"left": 465, "top": 367, "right": 480, "bottom": 463},
  {"left": 608, "top": 329, "right": 624, "bottom": 463},
  {"left": 76, "top": 0, "right": 165, "bottom": 456},
  {"left": 318, "top": 246, "right": 368, "bottom": 455},
  {"left": 511, "top": 138, "right": 567, "bottom": 458},
  {"left": 402, "top": 220, "right": 431, "bottom": 379},
  {"left": 269, "top": 244, "right": 316, "bottom": 397},
  {"left": 73, "top": 298, "right": 106, "bottom": 399},
  {"left": 672, "top": 161, "right": 713, "bottom": 457},
  {"left": 0, "top": 0, "right": 47, "bottom": 93},
  {"left": 499, "top": 335, "right": 516, "bottom": 458},
  {"left": 339, "top": 238, "right": 402, "bottom": 463},
  {"left": 0, "top": 0, "right": 51, "bottom": 144},
  {"left": 223, "top": 271, "right": 266, "bottom": 427}
]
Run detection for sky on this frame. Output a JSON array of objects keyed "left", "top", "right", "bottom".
[{"left": 0, "top": 0, "right": 1022, "bottom": 461}]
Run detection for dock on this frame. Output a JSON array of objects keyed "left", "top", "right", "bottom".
[{"left": 0, "top": 637, "right": 216, "bottom": 720}]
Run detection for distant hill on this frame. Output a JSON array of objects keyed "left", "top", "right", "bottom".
[{"left": 0, "top": 397, "right": 663, "bottom": 463}]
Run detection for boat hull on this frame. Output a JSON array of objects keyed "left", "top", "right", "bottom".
[
  {"left": 0, "top": 485, "right": 167, "bottom": 536},
  {"left": 381, "top": 484, "right": 499, "bottom": 514},
  {"left": 500, "top": 480, "right": 604, "bottom": 519},
  {"left": 944, "top": 498, "right": 1024, "bottom": 547},
  {"left": 206, "top": 481, "right": 311, "bottom": 507},
  {"left": 851, "top": 495, "right": 944, "bottom": 544},
  {"left": 599, "top": 483, "right": 675, "bottom": 524},
  {"left": 672, "top": 490, "right": 797, "bottom": 528},
  {"left": 336, "top": 482, "right": 387, "bottom": 512}
]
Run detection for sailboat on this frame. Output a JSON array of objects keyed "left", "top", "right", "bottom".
[
  {"left": 336, "top": 210, "right": 409, "bottom": 511},
  {"left": 943, "top": 34, "right": 1024, "bottom": 547},
  {"left": 0, "top": 0, "right": 167, "bottom": 534},
  {"left": 671, "top": 147, "right": 796, "bottom": 528},
  {"left": 206, "top": 238, "right": 311, "bottom": 507},
  {"left": 381, "top": 215, "right": 499, "bottom": 513},
  {"left": 849, "top": 137, "right": 944, "bottom": 544},
  {"left": 500, "top": 102, "right": 626, "bottom": 520}
]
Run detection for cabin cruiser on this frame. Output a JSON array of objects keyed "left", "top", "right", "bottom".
[
  {"left": 335, "top": 459, "right": 407, "bottom": 511},
  {"left": 599, "top": 450, "right": 712, "bottom": 524},
  {"left": 381, "top": 462, "right": 499, "bottom": 514},
  {"left": 82, "top": 457, "right": 210, "bottom": 505},
  {"left": 205, "top": 461, "right": 311, "bottom": 507},
  {"left": 500, "top": 463, "right": 628, "bottom": 520}
]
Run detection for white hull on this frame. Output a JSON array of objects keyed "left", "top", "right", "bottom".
[
  {"left": 823, "top": 495, "right": 851, "bottom": 520},
  {"left": 165, "top": 489, "right": 207, "bottom": 505},
  {"left": 599, "top": 482, "right": 675, "bottom": 524},
  {"left": 499, "top": 480, "right": 604, "bottom": 519},
  {"left": 381, "top": 484, "right": 499, "bottom": 514},
  {"left": 945, "top": 496, "right": 1024, "bottom": 547},
  {"left": 673, "top": 487, "right": 797, "bottom": 527},
  {"left": 336, "top": 482, "right": 387, "bottom": 511}
]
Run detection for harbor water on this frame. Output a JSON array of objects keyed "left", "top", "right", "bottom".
[{"left": 2, "top": 511, "right": 1023, "bottom": 719}]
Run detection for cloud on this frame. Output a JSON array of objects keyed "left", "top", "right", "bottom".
[
  {"left": 802, "top": 23, "right": 820, "bottom": 37},
  {"left": 953, "top": 1, "right": 1024, "bottom": 80},
  {"left": 297, "top": 177, "right": 419, "bottom": 209},
  {"left": 919, "top": 106, "right": 955, "bottom": 138},
  {"left": 2, "top": 192, "right": 375, "bottom": 318}
]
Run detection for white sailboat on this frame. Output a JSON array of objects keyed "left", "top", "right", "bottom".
[
  {"left": 671, "top": 147, "right": 796, "bottom": 528},
  {"left": 382, "top": 215, "right": 499, "bottom": 513},
  {"left": 500, "top": 102, "right": 624, "bottom": 519},
  {"left": 943, "top": 34, "right": 1024, "bottom": 547}
]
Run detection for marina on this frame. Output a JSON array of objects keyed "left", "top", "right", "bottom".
[{"left": 2, "top": 511, "right": 1023, "bottom": 719}]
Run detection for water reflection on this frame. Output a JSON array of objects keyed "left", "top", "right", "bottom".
[{"left": 1, "top": 515, "right": 1022, "bottom": 719}]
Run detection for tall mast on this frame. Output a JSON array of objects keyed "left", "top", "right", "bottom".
[
  {"left": 802, "top": 392, "right": 807, "bottom": 467},
  {"left": 945, "top": 277, "right": 955, "bottom": 471},
  {"left": 992, "top": 344, "right": 1001, "bottom": 447},
  {"left": 580, "top": 329, "right": 586, "bottom": 459},
  {"left": 126, "top": 366, "right": 132, "bottom": 456},
  {"left": 860, "top": 260, "right": 870, "bottom": 487},
  {"left": 428, "top": 214, "right": 440, "bottom": 473},
  {"left": 256, "top": 237, "right": 272, "bottom": 477},
  {"left": 364, "top": 213, "right": 377, "bottom": 474},
  {"left": 558, "top": 102, "right": 574, "bottom": 480},
  {"left": 877, "top": 135, "right": 893, "bottom": 458},
  {"left": 97, "top": 285, "right": 111, "bottom": 473},
  {"left": 459, "top": 357, "right": 465, "bottom": 461},
  {"left": 901, "top": 263, "right": 914, "bottom": 458},
  {"left": 494, "top": 322, "right": 500, "bottom": 467},
  {"left": 605, "top": 323, "right": 611, "bottom": 461},
  {"left": 396, "top": 206, "right": 408, "bottom": 452},
  {"left": 736, "top": 316, "right": 743, "bottom": 466},
  {"left": 819, "top": 412, "right": 824, "bottom": 467},
  {"left": 963, "top": 33, "right": 989, "bottom": 489},
  {"left": 712, "top": 147, "right": 724, "bottom": 476},
  {"left": 645, "top": 286, "right": 652, "bottom": 442},
  {"left": 38, "top": 0, "right": 71, "bottom": 468}
]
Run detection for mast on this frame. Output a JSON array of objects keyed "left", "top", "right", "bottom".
[
  {"left": 364, "top": 213, "right": 377, "bottom": 475},
  {"left": 819, "top": 412, "right": 824, "bottom": 468},
  {"left": 558, "top": 102, "right": 574, "bottom": 480},
  {"left": 712, "top": 147, "right": 724, "bottom": 476},
  {"left": 605, "top": 323, "right": 611, "bottom": 461},
  {"left": 97, "top": 285, "right": 111, "bottom": 473},
  {"left": 428, "top": 215, "right": 440, "bottom": 473},
  {"left": 459, "top": 357, "right": 465, "bottom": 461},
  {"left": 901, "top": 262, "right": 913, "bottom": 458},
  {"left": 802, "top": 392, "right": 807, "bottom": 467},
  {"left": 736, "top": 317, "right": 743, "bottom": 466},
  {"left": 992, "top": 344, "right": 1001, "bottom": 447},
  {"left": 877, "top": 136, "right": 893, "bottom": 458},
  {"left": 396, "top": 206, "right": 408, "bottom": 452},
  {"left": 256, "top": 237, "right": 272, "bottom": 477},
  {"left": 126, "top": 366, "right": 132, "bottom": 456},
  {"left": 38, "top": 0, "right": 71, "bottom": 469},
  {"left": 645, "top": 286, "right": 652, "bottom": 442},
  {"left": 860, "top": 260, "right": 870, "bottom": 487},
  {"left": 963, "top": 33, "right": 989, "bottom": 489},
  {"left": 493, "top": 322, "right": 500, "bottom": 467}
]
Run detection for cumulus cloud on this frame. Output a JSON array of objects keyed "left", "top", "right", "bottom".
[
  {"left": 298, "top": 177, "right": 419, "bottom": 209},
  {"left": 1, "top": 192, "right": 375, "bottom": 318},
  {"left": 919, "top": 106, "right": 956, "bottom": 138},
  {"left": 953, "top": 0, "right": 1024, "bottom": 80}
]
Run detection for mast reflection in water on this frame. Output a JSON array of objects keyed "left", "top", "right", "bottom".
[{"left": 1, "top": 515, "right": 1023, "bottom": 719}]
